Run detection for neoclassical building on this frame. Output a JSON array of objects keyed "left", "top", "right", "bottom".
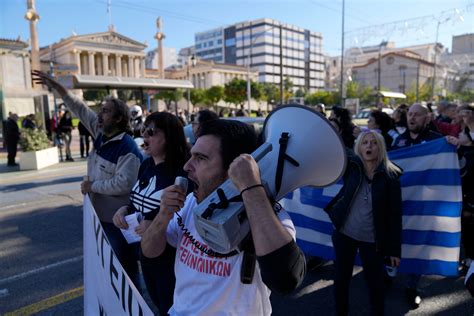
[
  {"left": 39, "top": 30, "right": 147, "bottom": 79},
  {"left": 0, "top": 38, "right": 40, "bottom": 120},
  {"left": 166, "top": 59, "right": 258, "bottom": 89}
]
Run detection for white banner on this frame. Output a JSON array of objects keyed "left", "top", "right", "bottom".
[{"left": 83, "top": 195, "right": 153, "bottom": 315}]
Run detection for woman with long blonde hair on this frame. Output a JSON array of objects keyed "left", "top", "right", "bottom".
[{"left": 325, "top": 130, "right": 403, "bottom": 315}]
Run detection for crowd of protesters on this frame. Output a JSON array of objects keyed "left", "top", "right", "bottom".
[{"left": 25, "top": 69, "right": 474, "bottom": 315}]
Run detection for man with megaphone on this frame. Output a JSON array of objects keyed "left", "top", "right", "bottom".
[{"left": 141, "top": 119, "right": 306, "bottom": 315}]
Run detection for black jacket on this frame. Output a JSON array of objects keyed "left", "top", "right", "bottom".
[
  {"left": 392, "top": 127, "right": 442, "bottom": 149},
  {"left": 324, "top": 151, "right": 403, "bottom": 257},
  {"left": 4, "top": 118, "right": 20, "bottom": 143}
]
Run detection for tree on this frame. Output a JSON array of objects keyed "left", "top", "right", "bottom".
[
  {"left": 189, "top": 88, "right": 206, "bottom": 107},
  {"left": 283, "top": 77, "right": 294, "bottom": 102},
  {"left": 83, "top": 89, "right": 108, "bottom": 106},
  {"left": 261, "top": 83, "right": 280, "bottom": 105},
  {"left": 405, "top": 82, "right": 431, "bottom": 104},
  {"left": 294, "top": 88, "right": 306, "bottom": 98},
  {"left": 155, "top": 89, "right": 184, "bottom": 113},
  {"left": 250, "top": 81, "right": 264, "bottom": 102},
  {"left": 224, "top": 78, "right": 247, "bottom": 107},
  {"left": 205, "top": 86, "right": 225, "bottom": 112}
]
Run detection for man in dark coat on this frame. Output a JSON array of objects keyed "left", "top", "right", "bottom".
[{"left": 4, "top": 112, "right": 21, "bottom": 166}]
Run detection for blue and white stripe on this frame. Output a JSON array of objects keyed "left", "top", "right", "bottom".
[{"left": 281, "top": 138, "right": 462, "bottom": 276}]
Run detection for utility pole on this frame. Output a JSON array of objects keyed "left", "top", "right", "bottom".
[
  {"left": 431, "top": 17, "right": 450, "bottom": 101},
  {"left": 376, "top": 40, "right": 386, "bottom": 106},
  {"left": 279, "top": 24, "right": 284, "bottom": 105},
  {"left": 416, "top": 62, "right": 420, "bottom": 102},
  {"left": 247, "top": 22, "right": 253, "bottom": 114},
  {"left": 339, "top": 0, "right": 345, "bottom": 106}
]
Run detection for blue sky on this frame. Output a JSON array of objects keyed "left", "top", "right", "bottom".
[{"left": 1, "top": 0, "right": 473, "bottom": 56}]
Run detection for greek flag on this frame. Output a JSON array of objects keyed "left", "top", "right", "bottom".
[{"left": 282, "top": 138, "right": 462, "bottom": 276}]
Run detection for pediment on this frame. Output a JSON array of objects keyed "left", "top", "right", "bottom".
[{"left": 75, "top": 32, "right": 147, "bottom": 49}]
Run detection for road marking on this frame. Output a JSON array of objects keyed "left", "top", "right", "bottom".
[
  {"left": 4, "top": 286, "right": 83, "bottom": 316},
  {"left": 0, "top": 256, "right": 83, "bottom": 286}
]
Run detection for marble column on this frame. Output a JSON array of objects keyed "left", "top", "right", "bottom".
[
  {"left": 140, "top": 57, "right": 146, "bottom": 77},
  {"left": 102, "top": 53, "right": 109, "bottom": 76},
  {"left": 74, "top": 49, "right": 81, "bottom": 74},
  {"left": 81, "top": 54, "right": 88, "bottom": 75},
  {"left": 88, "top": 51, "right": 95, "bottom": 75},
  {"left": 128, "top": 56, "right": 134, "bottom": 78},
  {"left": 116, "top": 54, "right": 122, "bottom": 77},
  {"left": 134, "top": 57, "right": 140, "bottom": 78}
]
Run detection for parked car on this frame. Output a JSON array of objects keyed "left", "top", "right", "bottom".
[
  {"left": 184, "top": 116, "right": 265, "bottom": 144},
  {"left": 352, "top": 107, "right": 394, "bottom": 127}
]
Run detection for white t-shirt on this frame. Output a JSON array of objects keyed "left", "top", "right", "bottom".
[{"left": 166, "top": 194, "right": 296, "bottom": 316}]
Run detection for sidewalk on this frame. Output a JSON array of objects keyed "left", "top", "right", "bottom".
[{"left": 0, "top": 129, "right": 87, "bottom": 175}]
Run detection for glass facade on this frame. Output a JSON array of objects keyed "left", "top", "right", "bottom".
[{"left": 194, "top": 19, "right": 324, "bottom": 91}]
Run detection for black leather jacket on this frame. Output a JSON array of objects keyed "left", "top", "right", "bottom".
[{"left": 324, "top": 151, "right": 403, "bottom": 257}]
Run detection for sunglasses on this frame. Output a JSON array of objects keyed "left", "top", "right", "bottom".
[{"left": 141, "top": 125, "right": 160, "bottom": 137}]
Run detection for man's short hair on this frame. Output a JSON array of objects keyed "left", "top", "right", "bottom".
[
  {"left": 104, "top": 96, "right": 131, "bottom": 133},
  {"left": 197, "top": 119, "right": 257, "bottom": 170},
  {"left": 195, "top": 109, "right": 218, "bottom": 124}
]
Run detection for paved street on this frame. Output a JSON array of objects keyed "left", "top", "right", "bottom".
[{"left": 0, "top": 134, "right": 473, "bottom": 315}]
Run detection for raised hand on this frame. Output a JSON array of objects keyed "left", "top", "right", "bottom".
[{"left": 31, "top": 70, "right": 68, "bottom": 97}]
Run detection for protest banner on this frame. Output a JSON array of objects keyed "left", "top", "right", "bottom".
[{"left": 83, "top": 195, "right": 153, "bottom": 315}]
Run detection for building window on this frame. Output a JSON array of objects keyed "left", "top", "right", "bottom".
[{"left": 225, "top": 38, "right": 236, "bottom": 47}]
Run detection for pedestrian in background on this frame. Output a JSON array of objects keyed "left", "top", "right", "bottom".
[
  {"left": 113, "top": 111, "right": 191, "bottom": 315},
  {"left": 330, "top": 105, "right": 357, "bottom": 149},
  {"left": 191, "top": 109, "right": 218, "bottom": 140},
  {"left": 325, "top": 131, "right": 402, "bottom": 316},
  {"left": 59, "top": 110, "right": 74, "bottom": 161},
  {"left": 78, "top": 121, "right": 91, "bottom": 158},
  {"left": 391, "top": 104, "right": 408, "bottom": 138},
  {"left": 446, "top": 104, "right": 474, "bottom": 271},
  {"left": 367, "top": 110, "right": 395, "bottom": 150},
  {"left": 4, "top": 112, "right": 20, "bottom": 167},
  {"left": 22, "top": 114, "right": 36, "bottom": 129}
]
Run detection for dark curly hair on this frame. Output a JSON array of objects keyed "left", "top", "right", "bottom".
[
  {"left": 370, "top": 110, "right": 394, "bottom": 134},
  {"left": 331, "top": 106, "right": 355, "bottom": 149}
]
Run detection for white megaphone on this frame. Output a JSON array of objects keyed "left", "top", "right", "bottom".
[{"left": 193, "top": 104, "right": 347, "bottom": 254}]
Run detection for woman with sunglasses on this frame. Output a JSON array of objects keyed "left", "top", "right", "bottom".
[
  {"left": 325, "top": 130, "right": 402, "bottom": 315},
  {"left": 113, "top": 111, "right": 190, "bottom": 315}
]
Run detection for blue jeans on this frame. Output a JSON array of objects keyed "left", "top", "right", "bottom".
[
  {"left": 332, "top": 231, "right": 385, "bottom": 316},
  {"left": 101, "top": 221, "right": 140, "bottom": 289}
]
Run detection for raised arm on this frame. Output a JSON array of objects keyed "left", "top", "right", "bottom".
[
  {"left": 32, "top": 70, "right": 99, "bottom": 137},
  {"left": 228, "top": 154, "right": 292, "bottom": 255},
  {"left": 228, "top": 154, "right": 306, "bottom": 293}
]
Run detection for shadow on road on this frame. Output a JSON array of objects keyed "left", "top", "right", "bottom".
[
  {"left": 271, "top": 262, "right": 474, "bottom": 315},
  {"left": 0, "top": 176, "right": 83, "bottom": 193}
]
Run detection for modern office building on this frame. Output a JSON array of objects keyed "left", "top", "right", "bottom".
[
  {"left": 194, "top": 19, "right": 325, "bottom": 93},
  {"left": 195, "top": 27, "right": 224, "bottom": 63}
]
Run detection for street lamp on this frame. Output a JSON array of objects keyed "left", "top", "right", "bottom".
[
  {"left": 186, "top": 54, "right": 196, "bottom": 115},
  {"left": 376, "top": 40, "right": 388, "bottom": 106}
]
